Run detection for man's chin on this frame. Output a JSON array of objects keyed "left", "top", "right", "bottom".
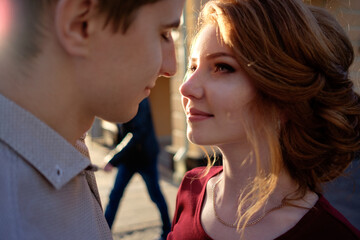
[
  {"left": 117, "top": 104, "right": 140, "bottom": 123},
  {"left": 121, "top": 110, "right": 138, "bottom": 123},
  {"left": 98, "top": 106, "right": 138, "bottom": 124}
]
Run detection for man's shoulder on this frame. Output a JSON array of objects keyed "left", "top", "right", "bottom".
[
  {"left": 0, "top": 141, "right": 23, "bottom": 239},
  {"left": 0, "top": 140, "right": 44, "bottom": 191},
  {"left": 0, "top": 139, "right": 19, "bottom": 168}
]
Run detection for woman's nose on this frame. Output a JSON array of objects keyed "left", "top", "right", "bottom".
[{"left": 179, "top": 73, "right": 203, "bottom": 99}]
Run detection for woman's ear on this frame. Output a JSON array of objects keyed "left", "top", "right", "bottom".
[{"left": 54, "top": 0, "right": 99, "bottom": 56}]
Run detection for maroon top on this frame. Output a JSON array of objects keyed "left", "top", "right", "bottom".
[{"left": 168, "top": 166, "right": 360, "bottom": 240}]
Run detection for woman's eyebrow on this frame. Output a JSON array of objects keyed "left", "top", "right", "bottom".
[
  {"left": 189, "top": 57, "right": 198, "bottom": 62},
  {"left": 206, "top": 52, "right": 235, "bottom": 60},
  {"left": 188, "top": 52, "right": 235, "bottom": 62}
]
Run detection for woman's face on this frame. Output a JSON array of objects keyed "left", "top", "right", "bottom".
[{"left": 180, "top": 24, "right": 256, "bottom": 147}]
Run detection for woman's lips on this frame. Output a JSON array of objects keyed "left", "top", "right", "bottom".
[{"left": 186, "top": 108, "right": 214, "bottom": 122}]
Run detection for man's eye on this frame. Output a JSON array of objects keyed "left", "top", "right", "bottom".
[
  {"left": 162, "top": 31, "right": 172, "bottom": 42},
  {"left": 214, "top": 63, "right": 235, "bottom": 73}
]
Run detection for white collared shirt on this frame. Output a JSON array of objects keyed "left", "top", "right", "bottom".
[{"left": 0, "top": 94, "right": 112, "bottom": 240}]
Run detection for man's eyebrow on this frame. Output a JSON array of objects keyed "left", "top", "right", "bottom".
[{"left": 162, "top": 20, "right": 181, "bottom": 29}]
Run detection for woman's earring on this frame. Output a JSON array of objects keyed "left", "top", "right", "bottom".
[{"left": 247, "top": 61, "right": 255, "bottom": 67}]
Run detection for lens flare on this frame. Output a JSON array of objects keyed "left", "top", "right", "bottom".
[{"left": 0, "top": 0, "right": 13, "bottom": 52}]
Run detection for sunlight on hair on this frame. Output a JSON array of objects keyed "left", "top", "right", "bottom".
[{"left": 0, "top": 0, "right": 13, "bottom": 54}]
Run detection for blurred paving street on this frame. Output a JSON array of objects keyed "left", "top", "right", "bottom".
[{"left": 86, "top": 137, "right": 179, "bottom": 240}]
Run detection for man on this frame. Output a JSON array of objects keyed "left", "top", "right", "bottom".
[
  {"left": 103, "top": 98, "right": 171, "bottom": 240},
  {"left": 0, "top": 0, "right": 185, "bottom": 239}
]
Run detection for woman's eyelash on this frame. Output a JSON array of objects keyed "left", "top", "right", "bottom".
[
  {"left": 214, "top": 63, "right": 235, "bottom": 73},
  {"left": 188, "top": 65, "right": 197, "bottom": 72},
  {"left": 187, "top": 63, "right": 235, "bottom": 74}
]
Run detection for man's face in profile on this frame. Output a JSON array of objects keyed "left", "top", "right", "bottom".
[{"left": 82, "top": 0, "right": 185, "bottom": 123}]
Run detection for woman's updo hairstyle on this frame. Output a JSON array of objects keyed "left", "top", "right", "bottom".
[{"left": 197, "top": 0, "right": 360, "bottom": 229}]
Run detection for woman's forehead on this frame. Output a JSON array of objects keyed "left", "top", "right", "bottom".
[{"left": 191, "top": 25, "right": 229, "bottom": 56}]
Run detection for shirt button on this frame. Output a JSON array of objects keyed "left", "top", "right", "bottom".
[{"left": 55, "top": 165, "right": 63, "bottom": 179}]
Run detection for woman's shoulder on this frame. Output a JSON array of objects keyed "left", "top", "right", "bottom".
[
  {"left": 277, "top": 195, "right": 360, "bottom": 240},
  {"left": 177, "top": 166, "right": 223, "bottom": 193},
  {"left": 316, "top": 196, "right": 360, "bottom": 238},
  {"left": 183, "top": 166, "right": 223, "bottom": 181}
]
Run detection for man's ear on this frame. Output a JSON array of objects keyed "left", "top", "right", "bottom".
[{"left": 55, "top": 0, "right": 99, "bottom": 56}]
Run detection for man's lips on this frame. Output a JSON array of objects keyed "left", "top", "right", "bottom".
[
  {"left": 186, "top": 108, "right": 214, "bottom": 121},
  {"left": 145, "top": 83, "right": 156, "bottom": 95},
  {"left": 146, "top": 84, "right": 155, "bottom": 90}
]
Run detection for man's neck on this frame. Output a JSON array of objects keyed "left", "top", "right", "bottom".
[{"left": 0, "top": 54, "right": 95, "bottom": 146}]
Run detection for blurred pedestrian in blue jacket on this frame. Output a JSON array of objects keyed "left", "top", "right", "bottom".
[{"left": 103, "top": 98, "right": 171, "bottom": 240}]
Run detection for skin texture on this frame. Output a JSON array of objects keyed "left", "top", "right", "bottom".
[
  {"left": 80, "top": 0, "right": 185, "bottom": 123},
  {"left": 180, "top": 24, "right": 256, "bottom": 148},
  {"left": 0, "top": 0, "right": 185, "bottom": 145}
]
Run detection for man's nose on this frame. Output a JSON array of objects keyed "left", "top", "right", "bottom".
[{"left": 159, "top": 41, "right": 177, "bottom": 77}]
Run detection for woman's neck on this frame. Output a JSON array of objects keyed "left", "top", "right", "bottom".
[{"left": 216, "top": 142, "right": 300, "bottom": 208}]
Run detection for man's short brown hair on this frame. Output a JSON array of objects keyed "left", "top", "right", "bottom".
[
  {"left": 11, "top": 0, "right": 162, "bottom": 60},
  {"left": 98, "top": 0, "right": 161, "bottom": 33}
]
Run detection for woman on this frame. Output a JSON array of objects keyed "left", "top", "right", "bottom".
[{"left": 168, "top": 0, "right": 360, "bottom": 239}]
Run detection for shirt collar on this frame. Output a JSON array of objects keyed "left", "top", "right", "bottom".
[{"left": 0, "top": 94, "right": 91, "bottom": 189}]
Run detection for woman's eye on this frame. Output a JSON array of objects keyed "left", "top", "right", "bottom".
[
  {"left": 214, "top": 63, "right": 235, "bottom": 73},
  {"left": 188, "top": 65, "right": 197, "bottom": 73}
]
